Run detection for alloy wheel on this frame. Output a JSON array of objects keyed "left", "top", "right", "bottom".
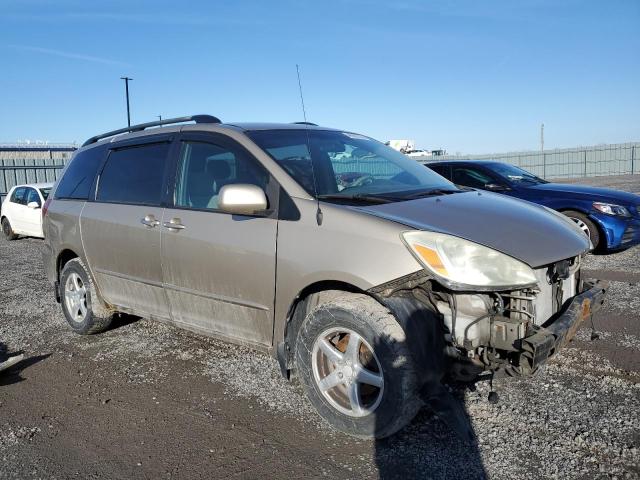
[
  {"left": 312, "top": 327, "right": 384, "bottom": 417},
  {"left": 64, "top": 272, "right": 88, "bottom": 323},
  {"left": 569, "top": 217, "right": 591, "bottom": 239}
]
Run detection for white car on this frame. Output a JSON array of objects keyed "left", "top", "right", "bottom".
[{"left": 1, "top": 182, "right": 53, "bottom": 239}]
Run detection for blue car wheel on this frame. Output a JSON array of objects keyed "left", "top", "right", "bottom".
[{"left": 562, "top": 210, "right": 600, "bottom": 251}]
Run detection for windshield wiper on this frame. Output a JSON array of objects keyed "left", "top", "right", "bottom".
[
  {"left": 316, "top": 193, "right": 398, "bottom": 204},
  {"left": 399, "top": 188, "right": 463, "bottom": 199}
]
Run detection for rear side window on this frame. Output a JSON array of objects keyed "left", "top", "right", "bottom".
[
  {"left": 10, "top": 187, "right": 26, "bottom": 205},
  {"left": 55, "top": 146, "right": 105, "bottom": 200},
  {"left": 97, "top": 142, "right": 170, "bottom": 206}
]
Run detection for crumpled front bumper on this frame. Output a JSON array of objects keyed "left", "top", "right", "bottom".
[{"left": 515, "top": 280, "right": 607, "bottom": 375}]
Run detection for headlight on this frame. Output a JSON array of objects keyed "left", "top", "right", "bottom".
[
  {"left": 402, "top": 231, "right": 538, "bottom": 291},
  {"left": 593, "top": 202, "right": 631, "bottom": 217}
]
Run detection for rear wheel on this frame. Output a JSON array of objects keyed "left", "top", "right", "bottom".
[
  {"left": 562, "top": 210, "right": 601, "bottom": 250},
  {"left": 60, "top": 258, "right": 114, "bottom": 334},
  {"left": 2, "top": 217, "right": 18, "bottom": 240},
  {"left": 295, "top": 292, "right": 422, "bottom": 438}
]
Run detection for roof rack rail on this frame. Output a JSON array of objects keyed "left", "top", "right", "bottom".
[
  {"left": 291, "top": 121, "right": 318, "bottom": 126},
  {"left": 82, "top": 114, "right": 221, "bottom": 147}
]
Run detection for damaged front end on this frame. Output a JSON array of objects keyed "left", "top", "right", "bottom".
[{"left": 371, "top": 255, "right": 607, "bottom": 382}]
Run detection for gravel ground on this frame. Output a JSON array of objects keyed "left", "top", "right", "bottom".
[{"left": 1, "top": 175, "right": 639, "bottom": 479}]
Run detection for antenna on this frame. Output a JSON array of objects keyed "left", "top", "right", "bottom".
[
  {"left": 295, "top": 64, "right": 322, "bottom": 225},
  {"left": 296, "top": 64, "right": 308, "bottom": 122}
]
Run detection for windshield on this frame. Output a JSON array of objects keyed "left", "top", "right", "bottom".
[
  {"left": 39, "top": 188, "right": 51, "bottom": 200},
  {"left": 489, "top": 163, "right": 548, "bottom": 185},
  {"left": 247, "top": 129, "right": 457, "bottom": 200}
]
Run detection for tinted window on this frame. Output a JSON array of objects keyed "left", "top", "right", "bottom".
[
  {"left": 26, "top": 188, "right": 41, "bottom": 206},
  {"left": 11, "top": 187, "right": 26, "bottom": 205},
  {"left": 428, "top": 164, "right": 451, "bottom": 180},
  {"left": 487, "top": 163, "right": 547, "bottom": 185},
  {"left": 452, "top": 167, "right": 495, "bottom": 189},
  {"left": 97, "top": 142, "right": 170, "bottom": 206},
  {"left": 175, "top": 141, "right": 269, "bottom": 210},
  {"left": 39, "top": 188, "right": 51, "bottom": 200},
  {"left": 55, "top": 146, "right": 105, "bottom": 200}
]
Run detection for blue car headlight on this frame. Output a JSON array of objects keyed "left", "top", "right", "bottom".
[{"left": 593, "top": 202, "right": 631, "bottom": 218}]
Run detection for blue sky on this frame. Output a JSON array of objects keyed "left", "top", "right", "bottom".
[{"left": 1, "top": 0, "right": 638, "bottom": 153}]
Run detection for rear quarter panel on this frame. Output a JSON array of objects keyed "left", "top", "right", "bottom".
[{"left": 42, "top": 199, "right": 86, "bottom": 284}]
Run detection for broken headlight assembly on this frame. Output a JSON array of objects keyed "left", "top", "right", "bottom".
[{"left": 401, "top": 231, "right": 538, "bottom": 291}]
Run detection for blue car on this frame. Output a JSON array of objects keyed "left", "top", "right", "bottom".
[{"left": 427, "top": 161, "right": 640, "bottom": 253}]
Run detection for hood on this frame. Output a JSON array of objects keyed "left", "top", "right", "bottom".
[
  {"left": 528, "top": 183, "right": 640, "bottom": 205},
  {"left": 355, "top": 191, "right": 590, "bottom": 268}
]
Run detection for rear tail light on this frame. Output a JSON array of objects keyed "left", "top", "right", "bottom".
[{"left": 42, "top": 198, "right": 52, "bottom": 219}]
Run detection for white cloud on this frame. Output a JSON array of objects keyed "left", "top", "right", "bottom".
[{"left": 8, "top": 44, "right": 129, "bottom": 67}]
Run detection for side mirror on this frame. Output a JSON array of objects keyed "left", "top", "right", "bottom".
[
  {"left": 484, "top": 183, "right": 510, "bottom": 192},
  {"left": 218, "top": 184, "right": 268, "bottom": 215},
  {"left": 27, "top": 201, "right": 41, "bottom": 209}
]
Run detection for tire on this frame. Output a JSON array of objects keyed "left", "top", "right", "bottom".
[
  {"left": 2, "top": 217, "right": 18, "bottom": 240},
  {"left": 562, "top": 210, "right": 601, "bottom": 250},
  {"left": 59, "top": 257, "right": 114, "bottom": 335},
  {"left": 295, "top": 292, "right": 422, "bottom": 438}
]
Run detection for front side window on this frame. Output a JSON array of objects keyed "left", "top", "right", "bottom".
[
  {"left": 97, "top": 142, "right": 170, "bottom": 206},
  {"left": 428, "top": 164, "right": 451, "bottom": 180},
  {"left": 26, "top": 188, "right": 41, "bottom": 206},
  {"left": 247, "top": 129, "right": 455, "bottom": 200},
  {"left": 39, "top": 188, "right": 51, "bottom": 200},
  {"left": 452, "top": 167, "right": 495, "bottom": 189},
  {"left": 174, "top": 141, "right": 269, "bottom": 211},
  {"left": 488, "top": 163, "right": 547, "bottom": 185},
  {"left": 11, "top": 187, "right": 26, "bottom": 205}
]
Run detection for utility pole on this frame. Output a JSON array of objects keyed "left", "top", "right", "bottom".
[
  {"left": 120, "top": 76, "right": 133, "bottom": 128},
  {"left": 157, "top": 115, "right": 162, "bottom": 126},
  {"left": 540, "top": 123, "right": 544, "bottom": 152}
]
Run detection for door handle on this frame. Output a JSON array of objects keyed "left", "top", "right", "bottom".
[
  {"left": 141, "top": 215, "right": 160, "bottom": 228},
  {"left": 163, "top": 218, "right": 186, "bottom": 231}
]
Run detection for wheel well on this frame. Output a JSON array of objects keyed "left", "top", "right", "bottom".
[
  {"left": 558, "top": 208, "right": 605, "bottom": 240},
  {"left": 278, "top": 281, "right": 368, "bottom": 378},
  {"left": 57, "top": 249, "right": 79, "bottom": 281}
]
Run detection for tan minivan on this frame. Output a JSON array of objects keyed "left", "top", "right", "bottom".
[{"left": 43, "top": 115, "right": 606, "bottom": 438}]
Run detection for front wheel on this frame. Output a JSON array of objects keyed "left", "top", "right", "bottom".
[
  {"left": 295, "top": 292, "right": 422, "bottom": 438},
  {"left": 562, "top": 210, "right": 601, "bottom": 250},
  {"left": 2, "top": 217, "right": 18, "bottom": 240}
]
